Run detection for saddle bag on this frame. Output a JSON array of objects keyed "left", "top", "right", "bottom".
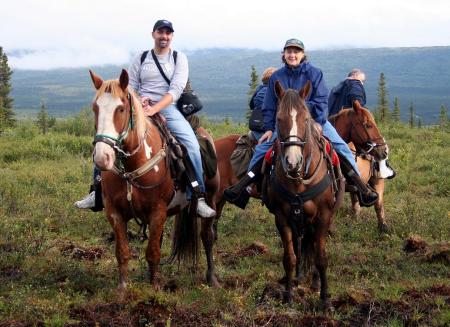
[{"left": 230, "top": 132, "right": 257, "bottom": 180}]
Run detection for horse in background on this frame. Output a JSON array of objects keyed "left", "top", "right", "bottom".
[
  {"left": 89, "top": 69, "right": 220, "bottom": 296},
  {"left": 329, "top": 101, "right": 389, "bottom": 232},
  {"left": 263, "top": 81, "right": 344, "bottom": 309}
]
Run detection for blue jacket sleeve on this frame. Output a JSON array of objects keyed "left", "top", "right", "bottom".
[
  {"left": 261, "top": 77, "right": 278, "bottom": 131},
  {"left": 307, "top": 70, "right": 329, "bottom": 125}
]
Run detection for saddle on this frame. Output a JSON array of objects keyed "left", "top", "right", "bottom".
[
  {"left": 90, "top": 114, "right": 217, "bottom": 212},
  {"left": 150, "top": 113, "right": 217, "bottom": 192}
]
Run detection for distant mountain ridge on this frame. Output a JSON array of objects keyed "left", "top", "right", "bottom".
[{"left": 10, "top": 46, "right": 450, "bottom": 124}]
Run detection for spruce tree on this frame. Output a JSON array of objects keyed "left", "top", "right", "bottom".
[
  {"left": 0, "top": 47, "right": 15, "bottom": 128},
  {"left": 376, "top": 72, "right": 390, "bottom": 123},
  {"left": 417, "top": 117, "right": 422, "bottom": 128},
  {"left": 36, "top": 99, "right": 49, "bottom": 134},
  {"left": 391, "top": 97, "right": 401, "bottom": 123},
  {"left": 439, "top": 105, "right": 448, "bottom": 128},
  {"left": 409, "top": 102, "right": 415, "bottom": 128},
  {"left": 246, "top": 65, "right": 259, "bottom": 119}
]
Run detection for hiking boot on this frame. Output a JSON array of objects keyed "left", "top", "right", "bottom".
[
  {"left": 338, "top": 155, "right": 378, "bottom": 207},
  {"left": 74, "top": 191, "right": 96, "bottom": 209},
  {"left": 224, "top": 187, "right": 251, "bottom": 209},
  {"left": 223, "top": 173, "right": 254, "bottom": 209},
  {"left": 356, "top": 188, "right": 378, "bottom": 207},
  {"left": 197, "top": 197, "right": 216, "bottom": 218}
]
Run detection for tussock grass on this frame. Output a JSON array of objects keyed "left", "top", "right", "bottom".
[{"left": 0, "top": 121, "right": 448, "bottom": 325}]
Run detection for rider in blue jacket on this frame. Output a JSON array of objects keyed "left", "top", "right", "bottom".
[{"left": 224, "top": 38, "right": 378, "bottom": 209}]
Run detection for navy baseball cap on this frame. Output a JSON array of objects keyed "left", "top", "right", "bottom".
[
  {"left": 153, "top": 20, "right": 174, "bottom": 32},
  {"left": 284, "top": 38, "right": 305, "bottom": 50}
]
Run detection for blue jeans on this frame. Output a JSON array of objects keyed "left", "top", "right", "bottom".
[
  {"left": 248, "top": 121, "right": 360, "bottom": 175},
  {"left": 159, "top": 104, "right": 205, "bottom": 198},
  {"left": 248, "top": 130, "right": 278, "bottom": 171},
  {"left": 322, "top": 121, "right": 360, "bottom": 175}
]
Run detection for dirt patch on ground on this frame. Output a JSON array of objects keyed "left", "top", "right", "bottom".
[
  {"left": 218, "top": 241, "right": 269, "bottom": 266},
  {"left": 426, "top": 242, "right": 450, "bottom": 265},
  {"left": 403, "top": 236, "right": 450, "bottom": 265},
  {"left": 222, "top": 273, "right": 256, "bottom": 290},
  {"left": 340, "top": 283, "right": 450, "bottom": 326},
  {"left": 60, "top": 242, "right": 106, "bottom": 261},
  {"left": 403, "top": 235, "right": 428, "bottom": 253},
  {"left": 0, "top": 321, "right": 35, "bottom": 327},
  {"left": 0, "top": 266, "right": 22, "bottom": 280},
  {"left": 68, "top": 299, "right": 221, "bottom": 327}
]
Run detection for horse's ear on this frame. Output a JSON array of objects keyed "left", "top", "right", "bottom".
[
  {"left": 89, "top": 70, "right": 103, "bottom": 90},
  {"left": 275, "top": 80, "right": 285, "bottom": 99},
  {"left": 119, "top": 69, "right": 129, "bottom": 92},
  {"left": 299, "top": 80, "right": 311, "bottom": 100},
  {"left": 352, "top": 100, "right": 362, "bottom": 114}
]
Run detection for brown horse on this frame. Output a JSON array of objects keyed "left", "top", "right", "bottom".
[
  {"left": 263, "top": 81, "right": 344, "bottom": 308},
  {"left": 89, "top": 69, "right": 220, "bottom": 296},
  {"left": 329, "top": 101, "right": 389, "bottom": 232}
]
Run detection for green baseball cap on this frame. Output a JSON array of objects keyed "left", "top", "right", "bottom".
[{"left": 284, "top": 38, "right": 305, "bottom": 50}]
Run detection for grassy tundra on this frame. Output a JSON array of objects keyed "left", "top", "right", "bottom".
[{"left": 0, "top": 117, "right": 449, "bottom": 326}]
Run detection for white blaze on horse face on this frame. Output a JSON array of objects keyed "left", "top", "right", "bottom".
[
  {"left": 286, "top": 109, "right": 302, "bottom": 168},
  {"left": 93, "top": 94, "right": 122, "bottom": 170}
]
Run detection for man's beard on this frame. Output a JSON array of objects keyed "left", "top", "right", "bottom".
[{"left": 158, "top": 39, "right": 169, "bottom": 48}]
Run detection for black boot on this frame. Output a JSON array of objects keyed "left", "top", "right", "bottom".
[
  {"left": 339, "top": 155, "right": 378, "bottom": 207},
  {"left": 223, "top": 159, "right": 263, "bottom": 209}
]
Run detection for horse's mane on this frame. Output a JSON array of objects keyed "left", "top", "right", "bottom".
[{"left": 94, "top": 80, "right": 148, "bottom": 140}]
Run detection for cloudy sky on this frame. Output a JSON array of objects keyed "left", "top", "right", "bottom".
[{"left": 2, "top": 0, "right": 450, "bottom": 69}]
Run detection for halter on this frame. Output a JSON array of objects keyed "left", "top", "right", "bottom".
[
  {"left": 93, "top": 93, "right": 141, "bottom": 157},
  {"left": 349, "top": 117, "right": 386, "bottom": 156},
  {"left": 277, "top": 117, "right": 323, "bottom": 184},
  {"left": 329, "top": 110, "right": 386, "bottom": 156}
]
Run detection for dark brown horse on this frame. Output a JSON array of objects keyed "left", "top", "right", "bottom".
[
  {"left": 263, "top": 81, "right": 344, "bottom": 308},
  {"left": 329, "top": 101, "right": 389, "bottom": 232},
  {"left": 89, "top": 69, "right": 220, "bottom": 296}
]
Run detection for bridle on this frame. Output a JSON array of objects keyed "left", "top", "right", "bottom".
[
  {"left": 277, "top": 116, "right": 323, "bottom": 184},
  {"left": 329, "top": 110, "right": 386, "bottom": 156},
  {"left": 92, "top": 92, "right": 168, "bottom": 189},
  {"left": 93, "top": 93, "right": 144, "bottom": 158},
  {"left": 349, "top": 115, "right": 386, "bottom": 156}
]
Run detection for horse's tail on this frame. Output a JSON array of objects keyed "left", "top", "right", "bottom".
[
  {"left": 300, "top": 225, "right": 315, "bottom": 275},
  {"left": 169, "top": 204, "right": 200, "bottom": 265}
]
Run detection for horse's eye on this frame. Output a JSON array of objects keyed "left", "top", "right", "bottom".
[
  {"left": 364, "top": 122, "right": 372, "bottom": 128},
  {"left": 118, "top": 107, "right": 125, "bottom": 113}
]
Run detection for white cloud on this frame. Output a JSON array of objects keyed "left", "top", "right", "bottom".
[{"left": 2, "top": 0, "right": 450, "bottom": 69}]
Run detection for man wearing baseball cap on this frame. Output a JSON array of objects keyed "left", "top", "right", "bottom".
[
  {"left": 128, "top": 20, "right": 216, "bottom": 218},
  {"left": 225, "top": 38, "right": 378, "bottom": 209}
]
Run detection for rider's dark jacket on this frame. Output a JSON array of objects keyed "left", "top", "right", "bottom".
[{"left": 261, "top": 62, "right": 329, "bottom": 131}]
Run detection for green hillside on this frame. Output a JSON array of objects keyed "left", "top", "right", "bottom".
[{"left": 11, "top": 46, "right": 450, "bottom": 124}]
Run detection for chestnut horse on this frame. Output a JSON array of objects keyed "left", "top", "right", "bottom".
[
  {"left": 90, "top": 69, "right": 220, "bottom": 296},
  {"left": 263, "top": 81, "right": 344, "bottom": 308},
  {"left": 329, "top": 101, "right": 389, "bottom": 232}
]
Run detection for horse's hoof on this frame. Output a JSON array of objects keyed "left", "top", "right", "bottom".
[
  {"left": 207, "top": 274, "right": 221, "bottom": 288},
  {"left": 378, "top": 223, "right": 390, "bottom": 234},
  {"left": 278, "top": 276, "right": 287, "bottom": 285},
  {"left": 282, "top": 291, "right": 293, "bottom": 304},
  {"left": 321, "top": 297, "right": 334, "bottom": 312}
]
